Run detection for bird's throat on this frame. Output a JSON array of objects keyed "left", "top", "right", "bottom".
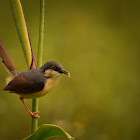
[{"left": 43, "top": 74, "right": 61, "bottom": 93}]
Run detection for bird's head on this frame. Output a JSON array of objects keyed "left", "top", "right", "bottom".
[{"left": 40, "top": 61, "right": 70, "bottom": 79}]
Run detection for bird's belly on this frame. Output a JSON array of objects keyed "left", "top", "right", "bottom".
[
  {"left": 20, "top": 89, "right": 49, "bottom": 99},
  {"left": 19, "top": 76, "right": 61, "bottom": 99}
]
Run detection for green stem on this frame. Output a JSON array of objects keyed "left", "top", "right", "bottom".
[
  {"left": 37, "top": 0, "right": 45, "bottom": 67},
  {"left": 31, "top": 0, "right": 45, "bottom": 134},
  {"left": 31, "top": 99, "right": 39, "bottom": 133}
]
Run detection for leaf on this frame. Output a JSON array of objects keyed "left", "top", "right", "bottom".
[
  {"left": 9, "top": 0, "right": 37, "bottom": 69},
  {"left": 24, "top": 124, "right": 75, "bottom": 140}
]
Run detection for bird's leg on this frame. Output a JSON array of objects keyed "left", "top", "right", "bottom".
[{"left": 20, "top": 97, "right": 40, "bottom": 118}]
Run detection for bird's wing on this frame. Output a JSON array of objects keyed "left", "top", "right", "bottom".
[{"left": 3, "top": 74, "right": 44, "bottom": 94}]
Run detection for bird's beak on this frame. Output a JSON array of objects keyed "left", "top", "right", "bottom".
[{"left": 60, "top": 69, "right": 70, "bottom": 78}]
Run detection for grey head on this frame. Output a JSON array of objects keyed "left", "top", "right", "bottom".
[{"left": 40, "top": 61, "right": 69, "bottom": 75}]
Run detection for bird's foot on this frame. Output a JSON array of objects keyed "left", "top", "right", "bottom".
[{"left": 30, "top": 112, "right": 40, "bottom": 118}]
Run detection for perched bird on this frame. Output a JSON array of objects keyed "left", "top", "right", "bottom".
[{"left": 0, "top": 40, "right": 70, "bottom": 118}]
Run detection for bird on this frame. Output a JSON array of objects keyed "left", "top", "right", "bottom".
[{"left": 0, "top": 40, "right": 70, "bottom": 118}]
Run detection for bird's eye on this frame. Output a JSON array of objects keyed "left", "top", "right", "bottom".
[{"left": 51, "top": 65, "right": 56, "bottom": 70}]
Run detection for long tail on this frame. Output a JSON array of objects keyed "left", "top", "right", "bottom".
[{"left": 0, "top": 40, "right": 18, "bottom": 76}]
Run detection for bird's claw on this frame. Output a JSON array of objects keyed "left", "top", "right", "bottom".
[{"left": 30, "top": 112, "right": 40, "bottom": 118}]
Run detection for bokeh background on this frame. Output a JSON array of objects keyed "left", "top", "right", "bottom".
[{"left": 0, "top": 0, "right": 140, "bottom": 140}]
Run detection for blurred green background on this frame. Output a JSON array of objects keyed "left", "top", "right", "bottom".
[{"left": 0, "top": 0, "right": 140, "bottom": 140}]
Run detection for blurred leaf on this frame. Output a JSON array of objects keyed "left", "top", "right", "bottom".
[{"left": 24, "top": 124, "right": 75, "bottom": 140}]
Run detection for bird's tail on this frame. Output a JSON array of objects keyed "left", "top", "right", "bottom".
[{"left": 0, "top": 40, "right": 18, "bottom": 76}]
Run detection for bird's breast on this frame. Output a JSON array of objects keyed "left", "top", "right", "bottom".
[{"left": 42, "top": 76, "right": 61, "bottom": 94}]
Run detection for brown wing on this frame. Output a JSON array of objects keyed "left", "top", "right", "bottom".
[
  {"left": 0, "top": 40, "right": 18, "bottom": 75},
  {"left": 3, "top": 75, "right": 44, "bottom": 94}
]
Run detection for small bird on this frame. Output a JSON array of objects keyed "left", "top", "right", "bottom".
[{"left": 0, "top": 40, "right": 70, "bottom": 118}]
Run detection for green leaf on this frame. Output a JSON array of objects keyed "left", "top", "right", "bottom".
[
  {"left": 9, "top": 0, "right": 37, "bottom": 69},
  {"left": 24, "top": 124, "right": 75, "bottom": 140}
]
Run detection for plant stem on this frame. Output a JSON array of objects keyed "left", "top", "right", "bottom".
[
  {"left": 31, "top": 0, "right": 45, "bottom": 134},
  {"left": 31, "top": 99, "right": 39, "bottom": 133},
  {"left": 37, "top": 0, "right": 45, "bottom": 67}
]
